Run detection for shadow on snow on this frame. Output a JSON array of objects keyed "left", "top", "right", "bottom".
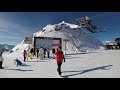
[
  {"left": 61, "top": 65, "right": 113, "bottom": 78},
  {"left": 4, "top": 68, "right": 34, "bottom": 72},
  {"left": 66, "top": 51, "right": 99, "bottom": 56},
  {"left": 65, "top": 56, "right": 82, "bottom": 59}
]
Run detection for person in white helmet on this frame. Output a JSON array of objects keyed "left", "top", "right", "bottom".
[{"left": 39, "top": 47, "right": 44, "bottom": 60}]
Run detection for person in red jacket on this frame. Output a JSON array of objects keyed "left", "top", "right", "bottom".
[{"left": 55, "top": 46, "right": 65, "bottom": 76}]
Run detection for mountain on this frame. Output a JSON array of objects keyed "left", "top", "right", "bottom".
[
  {"left": 12, "top": 21, "right": 105, "bottom": 54},
  {"left": 0, "top": 44, "right": 15, "bottom": 52}
]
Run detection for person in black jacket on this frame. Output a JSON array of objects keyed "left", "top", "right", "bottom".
[
  {"left": 44, "top": 47, "right": 47, "bottom": 58},
  {"left": 52, "top": 47, "right": 56, "bottom": 59},
  {"left": 23, "top": 50, "right": 27, "bottom": 62},
  {"left": 36, "top": 48, "right": 39, "bottom": 58}
]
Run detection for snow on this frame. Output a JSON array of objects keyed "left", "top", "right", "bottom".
[
  {"left": 106, "top": 41, "right": 117, "bottom": 45},
  {"left": 12, "top": 43, "right": 31, "bottom": 53},
  {"left": 1, "top": 49, "right": 120, "bottom": 78}
]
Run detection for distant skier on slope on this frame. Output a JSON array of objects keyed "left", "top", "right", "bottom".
[{"left": 55, "top": 46, "right": 65, "bottom": 76}]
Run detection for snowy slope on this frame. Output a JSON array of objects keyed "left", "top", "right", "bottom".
[
  {"left": 12, "top": 21, "right": 105, "bottom": 54},
  {"left": 1, "top": 50, "right": 120, "bottom": 78},
  {"left": 12, "top": 40, "right": 31, "bottom": 53}
]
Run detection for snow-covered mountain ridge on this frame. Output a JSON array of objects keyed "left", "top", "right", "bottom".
[{"left": 12, "top": 21, "right": 105, "bottom": 54}]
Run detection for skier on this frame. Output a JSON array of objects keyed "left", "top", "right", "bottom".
[
  {"left": 39, "top": 47, "right": 44, "bottom": 60},
  {"left": 30, "top": 48, "right": 33, "bottom": 59},
  {"left": 23, "top": 50, "right": 27, "bottom": 62},
  {"left": 14, "top": 58, "right": 27, "bottom": 66},
  {"left": 47, "top": 47, "right": 50, "bottom": 58},
  {"left": 52, "top": 47, "right": 56, "bottom": 59},
  {"left": 44, "top": 47, "right": 47, "bottom": 58},
  {"left": 55, "top": 46, "right": 65, "bottom": 76},
  {"left": 36, "top": 48, "right": 39, "bottom": 58},
  {"left": 0, "top": 52, "right": 4, "bottom": 69}
]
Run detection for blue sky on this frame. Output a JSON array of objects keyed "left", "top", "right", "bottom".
[{"left": 0, "top": 12, "right": 120, "bottom": 45}]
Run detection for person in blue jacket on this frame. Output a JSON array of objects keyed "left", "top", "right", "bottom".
[{"left": 14, "top": 58, "right": 26, "bottom": 66}]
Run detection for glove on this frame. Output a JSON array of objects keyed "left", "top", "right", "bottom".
[{"left": 64, "top": 58, "right": 65, "bottom": 62}]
